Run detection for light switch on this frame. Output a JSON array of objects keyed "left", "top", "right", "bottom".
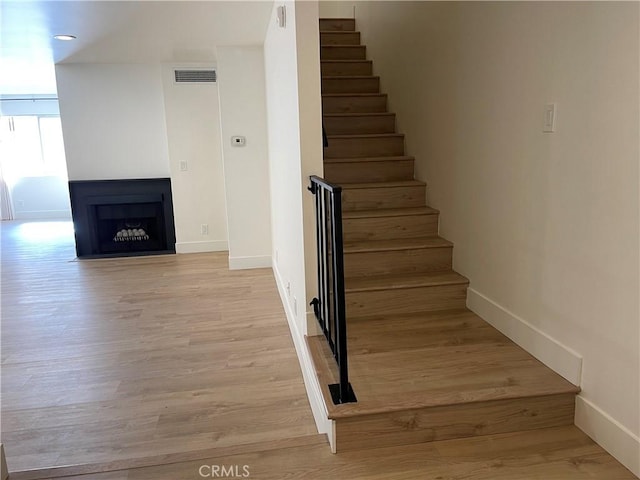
[{"left": 543, "top": 103, "right": 557, "bottom": 133}]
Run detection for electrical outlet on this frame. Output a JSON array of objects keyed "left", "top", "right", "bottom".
[
  {"left": 543, "top": 103, "right": 557, "bottom": 133},
  {"left": 179, "top": 161, "right": 188, "bottom": 171},
  {"left": 200, "top": 224, "right": 209, "bottom": 235},
  {"left": 293, "top": 296, "right": 297, "bottom": 316}
]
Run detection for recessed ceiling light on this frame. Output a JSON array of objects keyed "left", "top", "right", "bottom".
[{"left": 53, "top": 35, "right": 76, "bottom": 41}]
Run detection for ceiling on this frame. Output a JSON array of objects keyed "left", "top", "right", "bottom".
[{"left": 0, "top": 0, "right": 274, "bottom": 95}]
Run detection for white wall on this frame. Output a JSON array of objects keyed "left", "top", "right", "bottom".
[
  {"left": 216, "top": 46, "right": 272, "bottom": 269},
  {"left": 161, "top": 64, "right": 228, "bottom": 253},
  {"left": 264, "top": 0, "right": 328, "bottom": 437},
  {"left": 318, "top": 1, "right": 354, "bottom": 18},
  {"left": 11, "top": 176, "right": 71, "bottom": 220},
  {"left": 350, "top": 1, "right": 639, "bottom": 475},
  {"left": 56, "top": 63, "right": 170, "bottom": 181}
]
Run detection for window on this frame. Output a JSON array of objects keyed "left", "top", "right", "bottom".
[{"left": 0, "top": 115, "right": 68, "bottom": 186}]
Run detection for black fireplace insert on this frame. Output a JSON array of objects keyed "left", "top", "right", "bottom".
[{"left": 69, "top": 178, "right": 176, "bottom": 258}]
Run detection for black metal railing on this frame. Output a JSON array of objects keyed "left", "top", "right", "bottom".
[{"left": 308, "top": 175, "right": 357, "bottom": 405}]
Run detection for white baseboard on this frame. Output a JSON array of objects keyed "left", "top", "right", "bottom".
[
  {"left": 273, "top": 261, "right": 332, "bottom": 438},
  {"left": 467, "top": 287, "right": 583, "bottom": 386},
  {"left": 229, "top": 255, "right": 272, "bottom": 270},
  {"left": 575, "top": 396, "right": 640, "bottom": 477},
  {"left": 14, "top": 210, "right": 71, "bottom": 220},
  {"left": 175, "top": 240, "right": 228, "bottom": 254}
]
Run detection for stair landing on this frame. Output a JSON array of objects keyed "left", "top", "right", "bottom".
[{"left": 308, "top": 309, "right": 579, "bottom": 452}]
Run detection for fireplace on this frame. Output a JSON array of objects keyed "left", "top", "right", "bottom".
[{"left": 69, "top": 178, "right": 176, "bottom": 258}]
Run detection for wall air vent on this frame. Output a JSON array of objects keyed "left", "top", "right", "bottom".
[{"left": 174, "top": 69, "right": 217, "bottom": 83}]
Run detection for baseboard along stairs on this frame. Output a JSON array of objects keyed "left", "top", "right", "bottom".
[{"left": 308, "top": 17, "right": 581, "bottom": 453}]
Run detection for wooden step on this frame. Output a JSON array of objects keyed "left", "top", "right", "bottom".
[
  {"left": 324, "top": 133, "right": 404, "bottom": 158},
  {"left": 319, "top": 18, "right": 356, "bottom": 32},
  {"left": 342, "top": 180, "right": 425, "bottom": 211},
  {"left": 345, "top": 271, "right": 469, "bottom": 317},
  {"left": 320, "top": 31, "right": 361, "bottom": 46},
  {"left": 321, "top": 60, "right": 373, "bottom": 77},
  {"left": 322, "top": 94, "right": 387, "bottom": 114},
  {"left": 344, "top": 237, "right": 453, "bottom": 278},
  {"left": 324, "top": 156, "right": 413, "bottom": 183},
  {"left": 323, "top": 113, "right": 395, "bottom": 135},
  {"left": 343, "top": 207, "right": 440, "bottom": 241},
  {"left": 307, "top": 309, "right": 579, "bottom": 451},
  {"left": 322, "top": 76, "right": 380, "bottom": 94},
  {"left": 321, "top": 45, "right": 366, "bottom": 60}
]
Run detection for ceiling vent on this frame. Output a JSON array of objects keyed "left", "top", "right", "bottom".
[{"left": 174, "top": 69, "right": 217, "bottom": 83}]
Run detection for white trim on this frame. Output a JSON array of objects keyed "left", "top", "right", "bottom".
[
  {"left": 467, "top": 287, "right": 583, "bottom": 386},
  {"left": 575, "top": 396, "right": 640, "bottom": 477},
  {"left": 273, "top": 260, "right": 332, "bottom": 439},
  {"left": 229, "top": 255, "right": 272, "bottom": 270},
  {"left": 14, "top": 210, "right": 71, "bottom": 220},
  {"left": 175, "top": 240, "right": 228, "bottom": 254}
]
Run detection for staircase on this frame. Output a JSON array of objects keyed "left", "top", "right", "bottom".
[{"left": 309, "top": 17, "right": 580, "bottom": 453}]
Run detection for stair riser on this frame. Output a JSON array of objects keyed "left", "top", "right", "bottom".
[
  {"left": 320, "top": 32, "right": 361, "bottom": 45},
  {"left": 322, "top": 95, "right": 387, "bottom": 114},
  {"left": 334, "top": 394, "right": 576, "bottom": 452},
  {"left": 325, "top": 136, "right": 404, "bottom": 158},
  {"left": 343, "top": 185, "right": 425, "bottom": 211},
  {"left": 346, "top": 284, "right": 467, "bottom": 317},
  {"left": 319, "top": 18, "right": 356, "bottom": 31},
  {"left": 321, "top": 46, "right": 367, "bottom": 60},
  {"left": 342, "top": 185, "right": 426, "bottom": 211},
  {"left": 324, "top": 159, "right": 414, "bottom": 183},
  {"left": 322, "top": 77, "right": 380, "bottom": 94},
  {"left": 343, "top": 215, "right": 439, "bottom": 242},
  {"left": 344, "top": 247, "right": 453, "bottom": 278},
  {"left": 321, "top": 61, "right": 373, "bottom": 76},
  {"left": 324, "top": 114, "right": 395, "bottom": 135}
]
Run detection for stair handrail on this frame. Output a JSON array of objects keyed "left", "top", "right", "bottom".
[{"left": 308, "top": 175, "right": 356, "bottom": 404}]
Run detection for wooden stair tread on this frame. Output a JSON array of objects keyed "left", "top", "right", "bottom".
[
  {"left": 307, "top": 309, "right": 579, "bottom": 419},
  {"left": 345, "top": 271, "right": 468, "bottom": 292},
  {"left": 343, "top": 206, "right": 439, "bottom": 219},
  {"left": 324, "top": 155, "right": 412, "bottom": 164},
  {"left": 322, "top": 75, "right": 379, "bottom": 80},
  {"left": 319, "top": 30, "right": 360, "bottom": 33},
  {"left": 342, "top": 180, "right": 424, "bottom": 189},
  {"left": 344, "top": 236, "right": 452, "bottom": 253},
  {"left": 321, "top": 59, "right": 372, "bottom": 63},
  {"left": 327, "top": 133, "right": 403, "bottom": 139},
  {"left": 324, "top": 112, "right": 395, "bottom": 118},
  {"left": 322, "top": 93, "right": 386, "bottom": 97}
]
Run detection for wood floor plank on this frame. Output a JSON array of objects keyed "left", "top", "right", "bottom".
[
  {"left": 1, "top": 220, "right": 317, "bottom": 474},
  {"left": 38, "top": 426, "right": 637, "bottom": 480}
]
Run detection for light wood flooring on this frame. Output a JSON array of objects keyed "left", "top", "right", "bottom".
[
  {"left": 0, "top": 220, "right": 318, "bottom": 476},
  {"left": 1, "top": 220, "right": 636, "bottom": 479}
]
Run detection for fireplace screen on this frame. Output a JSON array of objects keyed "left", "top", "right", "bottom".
[{"left": 93, "top": 202, "right": 165, "bottom": 254}]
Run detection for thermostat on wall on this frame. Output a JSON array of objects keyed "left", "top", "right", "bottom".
[{"left": 231, "top": 136, "right": 246, "bottom": 147}]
